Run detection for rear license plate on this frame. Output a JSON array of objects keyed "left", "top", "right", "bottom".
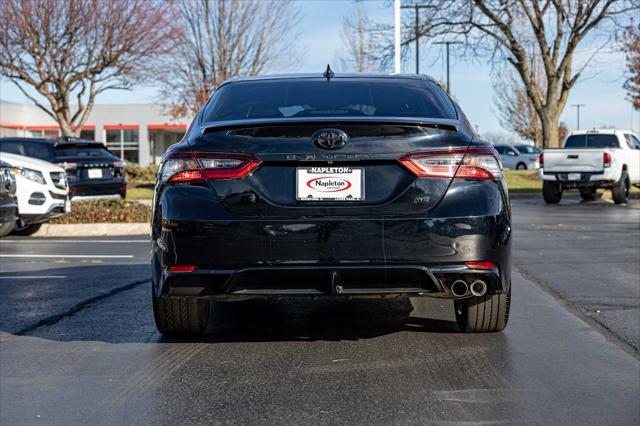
[
  {"left": 296, "top": 167, "right": 363, "bottom": 201},
  {"left": 568, "top": 173, "right": 581, "bottom": 181},
  {"left": 88, "top": 168, "right": 102, "bottom": 179}
]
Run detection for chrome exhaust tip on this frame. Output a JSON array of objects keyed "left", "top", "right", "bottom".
[
  {"left": 470, "top": 280, "right": 487, "bottom": 297},
  {"left": 450, "top": 280, "right": 468, "bottom": 297}
]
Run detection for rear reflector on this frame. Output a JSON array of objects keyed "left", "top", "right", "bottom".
[
  {"left": 465, "top": 261, "right": 497, "bottom": 270},
  {"left": 399, "top": 147, "right": 502, "bottom": 180},
  {"left": 168, "top": 265, "right": 197, "bottom": 273},
  {"left": 161, "top": 152, "right": 261, "bottom": 183}
]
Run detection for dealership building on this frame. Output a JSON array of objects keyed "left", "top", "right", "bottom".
[{"left": 0, "top": 100, "right": 190, "bottom": 166}]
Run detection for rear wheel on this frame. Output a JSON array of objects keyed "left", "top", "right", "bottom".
[
  {"left": 542, "top": 181, "right": 562, "bottom": 204},
  {"left": 152, "top": 290, "right": 210, "bottom": 337},
  {"left": 579, "top": 187, "right": 597, "bottom": 201},
  {"left": 0, "top": 221, "right": 16, "bottom": 238},
  {"left": 455, "top": 286, "right": 511, "bottom": 333},
  {"left": 516, "top": 162, "right": 527, "bottom": 170},
  {"left": 611, "top": 171, "right": 630, "bottom": 204},
  {"left": 10, "top": 223, "right": 42, "bottom": 236}
]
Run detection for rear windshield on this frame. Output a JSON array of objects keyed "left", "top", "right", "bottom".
[
  {"left": 203, "top": 79, "right": 457, "bottom": 122},
  {"left": 54, "top": 145, "right": 114, "bottom": 158},
  {"left": 564, "top": 134, "right": 619, "bottom": 148}
]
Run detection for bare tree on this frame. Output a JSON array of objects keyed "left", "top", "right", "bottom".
[
  {"left": 424, "top": 1, "right": 637, "bottom": 147},
  {"left": 620, "top": 21, "right": 640, "bottom": 109},
  {"left": 0, "top": 0, "right": 178, "bottom": 136},
  {"left": 493, "top": 69, "right": 543, "bottom": 146},
  {"left": 158, "top": 0, "right": 300, "bottom": 119},
  {"left": 339, "top": 1, "right": 377, "bottom": 72}
]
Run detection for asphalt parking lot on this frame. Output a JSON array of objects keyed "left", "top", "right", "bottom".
[{"left": 0, "top": 197, "right": 639, "bottom": 425}]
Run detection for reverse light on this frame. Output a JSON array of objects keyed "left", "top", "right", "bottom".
[
  {"left": 465, "top": 261, "right": 497, "bottom": 270},
  {"left": 399, "top": 147, "right": 502, "bottom": 180},
  {"left": 603, "top": 152, "right": 611, "bottom": 168},
  {"left": 54, "top": 162, "right": 77, "bottom": 170},
  {"left": 160, "top": 152, "right": 261, "bottom": 183}
]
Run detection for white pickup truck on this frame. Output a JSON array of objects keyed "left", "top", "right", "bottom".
[{"left": 539, "top": 129, "right": 640, "bottom": 204}]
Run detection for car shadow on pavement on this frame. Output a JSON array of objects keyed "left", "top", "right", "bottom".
[
  {"left": 1, "top": 263, "right": 462, "bottom": 343},
  {"left": 186, "top": 297, "right": 461, "bottom": 344}
]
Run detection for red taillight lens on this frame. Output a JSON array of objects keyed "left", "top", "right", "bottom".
[
  {"left": 539, "top": 153, "right": 544, "bottom": 168},
  {"left": 160, "top": 152, "right": 261, "bottom": 183},
  {"left": 168, "top": 265, "right": 197, "bottom": 273},
  {"left": 465, "top": 261, "right": 497, "bottom": 270},
  {"left": 603, "top": 152, "right": 611, "bottom": 168},
  {"left": 399, "top": 147, "right": 502, "bottom": 180}
]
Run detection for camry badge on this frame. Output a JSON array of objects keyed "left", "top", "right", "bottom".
[{"left": 312, "top": 129, "right": 348, "bottom": 150}]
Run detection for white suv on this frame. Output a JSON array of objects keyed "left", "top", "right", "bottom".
[{"left": 0, "top": 152, "right": 70, "bottom": 235}]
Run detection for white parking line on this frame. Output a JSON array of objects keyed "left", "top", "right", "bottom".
[
  {"left": 0, "top": 239, "right": 147, "bottom": 243},
  {"left": 0, "top": 276, "right": 67, "bottom": 279},
  {"left": 0, "top": 254, "right": 134, "bottom": 258}
]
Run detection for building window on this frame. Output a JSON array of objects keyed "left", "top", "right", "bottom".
[
  {"left": 106, "top": 128, "right": 139, "bottom": 163},
  {"left": 79, "top": 129, "right": 95, "bottom": 140}
]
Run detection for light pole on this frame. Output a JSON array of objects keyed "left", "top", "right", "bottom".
[
  {"left": 434, "top": 41, "right": 462, "bottom": 95},
  {"left": 394, "top": 0, "right": 401, "bottom": 73},
  {"left": 572, "top": 104, "right": 586, "bottom": 130},
  {"left": 401, "top": 4, "right": 434, "bottom": 74}
]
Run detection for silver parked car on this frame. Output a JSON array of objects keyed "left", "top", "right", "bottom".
[{"left": 494, "top": 144, "right": 541, "bottom": 170}]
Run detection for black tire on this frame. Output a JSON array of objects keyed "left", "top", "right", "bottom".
[
  {"left": 542, "top": 181, "right": 562, "bottom": 204},
  {"left": 516, "top": 162, "right": 527, "bottom": 170},
  {"left": 455, "top": 286, "right": 511, "bottom": 333},
  {"left": 152, "top": 290, "right": 210, "bottom": 337},
  {"left": 579, "top": 187, "right": 597, "bottom": 201},
  {"left": 10, "top": 223, "right": 42, "bottom": 236},
  {"left": 611, "top": 171, "right": 630, "bottom": 204},
  {"left": 0, "top": 221, "right": 16, "bottom": 238}
]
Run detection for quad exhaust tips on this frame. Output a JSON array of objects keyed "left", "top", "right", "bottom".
[
  {"left": 450, "top": 280, "right": 469, "bottom": 297},
  {"left": 470, "top": 280, "right": 488, "bottom": 297},
  {"left": 449, "top": 279, "right": 488, "bottom": 297}
]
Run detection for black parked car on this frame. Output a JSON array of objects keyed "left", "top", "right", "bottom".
[
  {"left": 0, "top": 160, "right": 18, "bottom": 238},
  {"left": 0, "top": 137, "right": 126, "bottom": 200},
  {"left": 151, "top": 73, "right": 512, "bottom": 336}
]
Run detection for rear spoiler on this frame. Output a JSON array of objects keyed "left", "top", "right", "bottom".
[{"left": 200, "top": 116, "right": 459, "bottom": 135}]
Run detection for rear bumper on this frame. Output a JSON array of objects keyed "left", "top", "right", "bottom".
[
  {"left": 539, "top": 169, "right": 619, "bottom": 187},
  {"left": 151, "top": 180, "right": 512, "bottom": 299},
  {"left": 69, "top": 179, "right": 126, "bottom": 199}
]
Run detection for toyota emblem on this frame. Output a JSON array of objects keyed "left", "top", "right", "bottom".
[{"left": 312, "top": 129, "right": 348, "bottom": 150}]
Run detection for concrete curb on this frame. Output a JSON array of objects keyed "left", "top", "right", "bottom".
[
  {"left": 509, "top": 191, "right": 640, "bottom": 200},
  {"left": 33, "top": 223, "right": 150, "bottom": 237}
]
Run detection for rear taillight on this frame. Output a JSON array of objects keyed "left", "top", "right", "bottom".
[
  {"left": 539, "top": 153, "right": 544, "bottom": 168},
  {"left": 160, "top": 152, "right": 261, "bottom": 183},
  {"left": 399, "top": 147, "right": 502, "bottom": 180},
  {"left": 465, "top": 261, "right": 497, "bottom": 270},
  {"left": 168, "top": 265, "right": 198, "bottom": 273},
  {"left": 603, "top": 152, "right": 611, "bottom": 168}
]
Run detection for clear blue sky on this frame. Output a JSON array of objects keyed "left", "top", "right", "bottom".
[{"left": 1, "top": 0, "right": 637, "bottom": 135}]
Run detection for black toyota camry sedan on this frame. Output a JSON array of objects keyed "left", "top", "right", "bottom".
[{"left": 151, "top": 73, "right": 511, "bottom": 336}]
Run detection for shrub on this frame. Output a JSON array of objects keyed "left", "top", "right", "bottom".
[
  {"left": 51, "top": 200, "right": 151, "bottom": 224},
  {"left": 125, "top": 164, "right": 158, "bottom": 184}
]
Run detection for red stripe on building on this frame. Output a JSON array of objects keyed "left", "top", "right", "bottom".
[
  {"left": 148, "top": 124, "right": 187, "bottom": 130},
  {"left": 0, "top": 123, "right": 25, "bottom": 129},
  {"left": 1, "top": 123, "right": 95, "bottom": 131},
  {"left": 104, "top": 124, "right": 138, "bottom": 130}
]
